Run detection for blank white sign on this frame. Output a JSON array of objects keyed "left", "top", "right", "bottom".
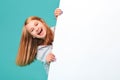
[{"left": 48, "top": 0, "right": 120, "bottom": 80}]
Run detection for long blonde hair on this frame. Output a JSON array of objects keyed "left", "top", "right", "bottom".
[{"left": 16, "top": 16, "right": 54, "bottom": 66}]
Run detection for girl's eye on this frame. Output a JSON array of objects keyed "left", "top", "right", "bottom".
[
  {"left": 30, "top": 28, "right": 34, "bottom": 32},
  {"left": 34, "top": 22, "right": 38, "bottom": 26}
]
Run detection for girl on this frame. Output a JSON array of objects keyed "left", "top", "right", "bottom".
[{"left": 16, "top": 8, "right": 62, "bottom": 74}]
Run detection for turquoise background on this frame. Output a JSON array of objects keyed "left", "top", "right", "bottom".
[{"left": 0, "top": 0, "right": 60, "bottom": 80}]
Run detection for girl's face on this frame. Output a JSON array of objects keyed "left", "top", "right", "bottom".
[{"left": 25, "top": 20, "right": 47, "bottom": 39}]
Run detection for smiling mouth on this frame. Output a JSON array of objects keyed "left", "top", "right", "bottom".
[{"left": 38, "top": 29, "right": 43, "bottom": 35}]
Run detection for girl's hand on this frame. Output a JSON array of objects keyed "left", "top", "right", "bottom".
[
  {"left": 46, "top": 53, "right": 56, "bottom": 64},
  {"left": 54, "top": 8, "right": 63, "bottom": 18}
]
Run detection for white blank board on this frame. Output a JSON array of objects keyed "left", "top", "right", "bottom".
[{"left": 48, "top": 0, "right": 120, "bottom": 80}]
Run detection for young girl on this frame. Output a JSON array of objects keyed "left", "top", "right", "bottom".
[{"left": 16, "top": 8, "right": 62, "bottom": 74}]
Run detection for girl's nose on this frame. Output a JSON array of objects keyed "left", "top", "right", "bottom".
[{"left": 35, "top": 27, "right": 39, "bottom": 33}]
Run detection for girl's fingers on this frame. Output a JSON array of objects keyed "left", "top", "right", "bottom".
[
  {"left": 54, "top": 8, "right": 63, "bottom": 17},
  {"left": 49, "top": 53, "right": 55, "bottom": 57},
  {"left": 46, "top": 53, "right": 56, "bottom": 63},
  {"left": 49, "top": 56, "right": 56, "bottom": 62}
]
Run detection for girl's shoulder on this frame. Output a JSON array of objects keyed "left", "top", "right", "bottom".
[
  {"left": 37, "top": 45, "right": 53, "bottom": 50},
  {"left": 50, "top": 26, "right": 55, "bottom": 32}
]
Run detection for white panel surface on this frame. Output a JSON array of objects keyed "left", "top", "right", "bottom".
[{"left": 48, "top": 0, "right": 120, "bottom": 80}]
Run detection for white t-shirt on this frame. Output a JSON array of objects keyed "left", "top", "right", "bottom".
[{"left": 36, "top": 45, "right": 53, "bottom": 74}]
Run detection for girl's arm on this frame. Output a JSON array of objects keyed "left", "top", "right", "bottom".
[
  {"left": 36, "top": 45, "right": 54, "bottom": 73},
  {"left": 51, "top": 8, "right": 62, "bottom": 33}
]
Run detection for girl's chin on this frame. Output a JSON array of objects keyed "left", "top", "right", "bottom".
[{"left": 38, "top": 35, "right": 46, "bottom": 39}]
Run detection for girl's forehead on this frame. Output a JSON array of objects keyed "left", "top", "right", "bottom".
[
  {"left": 28, "top": 20, "right": 38, "bottom": 24},
  {"left": 27, "top": 20, "right": 42, "bottom": 26}
]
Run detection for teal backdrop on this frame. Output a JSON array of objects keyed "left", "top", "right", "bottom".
[{"left": 0, "top": 0, "right": 60, "bottom": 80}]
